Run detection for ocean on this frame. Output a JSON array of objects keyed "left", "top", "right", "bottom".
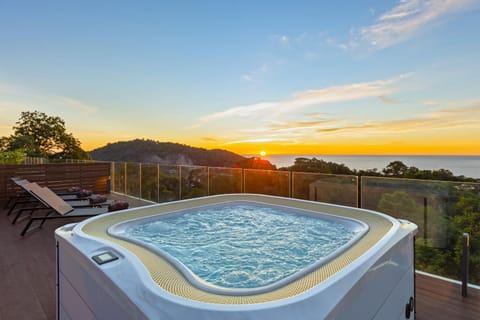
[{"left": 260, "top": 155, "right": 480, "bottom": 179}]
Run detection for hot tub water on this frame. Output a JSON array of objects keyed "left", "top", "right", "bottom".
[{"left": 116, "top": 203, "right": 364, "bottom": 289}]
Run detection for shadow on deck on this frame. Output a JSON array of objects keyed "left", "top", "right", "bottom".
[{"left": 0, "top": 194, "right": 478, "bottom": 319}]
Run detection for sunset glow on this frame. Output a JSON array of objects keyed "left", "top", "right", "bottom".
[{"left": 1, "top": 1, "right": 479, "bottom": 155}]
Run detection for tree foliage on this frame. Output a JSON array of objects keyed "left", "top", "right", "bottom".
[
  {"left": 281, "top": 157, "right": 353, "bottom": 175},
  {"left": 0, "top": 149, "right": 26, "bottom": 164},
  {"left": 0, "top": 111, "right": 90, "bottom": 160},
  {"left": 281, "top": 158, "right": 476, "bottom": 182}
]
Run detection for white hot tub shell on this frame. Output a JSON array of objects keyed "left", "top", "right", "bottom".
[{"left": 55, "top": 194, "right": 417, "bottom": 320}]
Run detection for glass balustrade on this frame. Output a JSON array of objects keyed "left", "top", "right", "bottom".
[
  {"left": 112, "top": 162, "right": 126, "bottom": 194},
  {"left": 208, "top": 167, "right": 243, "bottom": 195},
  {"left": 158, "top": 165, "right": 181, "bottom": 202},
  {"left": 362, "top": 176, "right": 480, "bottom": 284},
  {"left": 244, "top": 169, "right": 290, "bottom": 197},
  {"left": 140, "top": 163, "right": 159, "bottom": 202},
  {"left": 126, "top": 162, "right": 140, "bottom": 198},
  {"left": 180, "top": 166, "right": 208, "bottom": 200},
  {"left": 110, "top": 161, "right": 479, "bottom": 285},
  {"left": 292, "top": 172, "right": 358, "bottom": 207}
]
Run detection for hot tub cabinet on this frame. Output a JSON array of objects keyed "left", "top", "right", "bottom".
[{"left": 56, "top": 194, "right": 417, "bottom": 320}]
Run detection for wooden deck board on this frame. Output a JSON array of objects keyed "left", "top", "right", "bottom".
[{"left": 0, "top": 195, "right": 478, "bottom": 320}]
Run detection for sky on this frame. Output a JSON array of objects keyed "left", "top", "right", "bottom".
[{"left": 1, "top": 0, "right": 480, "bottom": 156}]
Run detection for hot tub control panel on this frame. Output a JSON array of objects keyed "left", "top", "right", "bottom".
[{"left": 92, "top": 251, "right": 119, "bottom": 265}]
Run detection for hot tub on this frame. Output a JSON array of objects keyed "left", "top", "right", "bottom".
[{"left": 55, "top": 194, "right": 417, "bottom": 320}]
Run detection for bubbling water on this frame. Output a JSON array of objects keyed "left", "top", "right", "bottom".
[{"left": 125, "top": 204, "right": 359, "bottom": 289}]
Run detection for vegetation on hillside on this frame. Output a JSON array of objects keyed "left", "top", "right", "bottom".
[
  {"left": 90, "top": 139, "right": 274, "bottom": 168},
  {"left": 280, "top": 157, "right": 477, "bottom": 182}
]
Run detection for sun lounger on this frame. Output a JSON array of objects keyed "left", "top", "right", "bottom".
[
  {"left": 18, "top": 184, "right": 127, "bottom": 236},
  {"left": 7, "top": 181, "right": 112, "bottom": 217},
  {"left": 5, "top": 177, "right": 91, "bottom": 210},
  {"left": 11, "top": 182, "right": 113, "bottom": 224}
]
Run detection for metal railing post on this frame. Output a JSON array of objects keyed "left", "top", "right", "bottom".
[
  {"left": 157, "top": 164, "right": 160, "bottom": 203},
  {"left": 289, "top": 171, "right": 293, "bottom": 198},
  {"left": 110, "top": 162, "right": 115, "bottom": 192},
  {"left": 139, "top": 163, "right": 142, "bottom": 199},
  {"left": 356, "top": 176, "right": 359, "bottom": 208},
  {"left": 124, "top": 162, "right": 127, "bottom": 195},
  {"left": 242, "top": 169, "right": 245, "bottom": 193},
  {"left": 179, "top": 165, "right": 182, "bottom": 200},
  {"left": 461, "top": 233, "right": 470, "bottom": 297},
  {"left": 358, "top": 176, "right": 362, "bottom": 208},
  {"left": 423, "top": 198, "right": 428, "bottom": 245},
  {"left": 207, "top": 167, "right": 210, "bottom": 196}
]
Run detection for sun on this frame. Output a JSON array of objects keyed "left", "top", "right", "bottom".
[{"left": 259, "top": 151, "right": 267, "bottom": 157}]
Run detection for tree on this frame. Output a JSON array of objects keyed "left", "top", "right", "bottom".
[
  {"left": 235, "top": 157, "right": 276, "bottom": 170},
  {"left": 382, "top": 161, "right": 409, "bottom": 177},
  {"left": 1, "top": 110, "right": 90, "bottom": 160}
]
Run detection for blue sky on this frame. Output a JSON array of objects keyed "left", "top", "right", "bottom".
[{"left": 1, "top": 0, "right": 479, "bottom": 155}]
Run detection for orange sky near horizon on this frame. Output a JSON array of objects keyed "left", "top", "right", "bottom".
[{"left": 77, "top": 133, "right": 480, "bottom": 156}]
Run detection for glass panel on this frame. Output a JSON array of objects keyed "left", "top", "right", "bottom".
[
  {"left": 112, "top": 162, "right": 125, "bottom": 194},
  {"left": 181, "top": 166, "right": 208, "bottom": 200},
  {"left": 140, "top": 164, "right": 159, "bottom": 202},
  {"left": 244, "top": 169, "right": 290, "bottom": 197},
  {"left": 158, "top": 165, "right": 180, "bottom": 202},
  {"left": 125, "top": 162, "right": 140, "bottom": 197},
  {"left": 362, "top": 177, "right": 480, "bottom": 284},
  {"left": 292, "top": 172, "right": 358, "bottom": 207},
  {"left": 208, "top": 167, "right": 243, "bottom": 195}
]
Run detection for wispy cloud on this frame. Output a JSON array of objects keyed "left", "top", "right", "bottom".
[
  {"left": 360, "top": 0, "right": 478, "bottom": 48},
  {"left": 267, "top": 101, "right": 480, "bottom": 137},
  {"left": 241, "top": 64, "right": 270, "bottom": 83},
  {"left": 56, "top": 96, "right": 98, "bottom": 114},
  {"left": 378, "top": 95, "right": 398, "bottom": 104},
  {"left": 223, "top": 137, "right": 293, "bottom": 145},
  {"left": 0, "top": 100, "right": 26, "bottom": 112},
  {"left": 201, "top": 136, "right": 220, "bottom": 142},
  {"left": 0, "top": 83, "right": 98, "bottom": 117},
  {"left": 273, "top": 34, "right": 291, "bottom": 47},
  {"left": 202, "top": 73, "right": 412, "bottom": 121},
  {"left": 198, "top": 98, "right": 480, "bottom": 148}
]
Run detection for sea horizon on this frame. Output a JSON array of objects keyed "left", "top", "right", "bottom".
[{"left": 245, "top": 154, "right": 480, "bottom": 179}]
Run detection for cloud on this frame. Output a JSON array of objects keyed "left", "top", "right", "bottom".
[
  {"left": 205, "top": 99, "right": 480, "bottom": 147},
  {"left": 223, "top": 137, "right": 293, "bottom": 145},
  {"left": 202, "top": 137, "right": 220, "bottom": 142},
  {"left": 241, "top": 74, "right": 254, "bottom": 82},
  {"left": 0, "top": 83, "right": 99, "bottom": 121},
  {"left": 259, "top": 100, "right": 480, "bottom": 140},
  {"left": 241, "top": 64, "right": 270, "bottom": 83},
  {"left": 201, "top": 102, "right": 277, "bottom": 121},
  {"left": 360, "top": 0, "right": 478, "bottom": 48},
  {"left": 269, "top": 119, "right": 339, "bottom": 131},
  {"left": 378, "top": 95, "right": 397, "bottom": 104},
  {"left": 273, "top": 35, "right": 290, "bottom": 46},
  {"left": 56, "top": 96, "right": 97, "bottom": 114},
  {"left": 202, "top": 73, "right": 412, "bottom": 122},
  {"left": 0, "top": 100, "right": 26, "bottom": 112},
  {"left": 0, "top": 84, "right": 22, "bottom": 95}
]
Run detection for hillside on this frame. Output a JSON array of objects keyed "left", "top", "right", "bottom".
[{"left": 89, "top": 139, "right": 247, "bottom": 167}]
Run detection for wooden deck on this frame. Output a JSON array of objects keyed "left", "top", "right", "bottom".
[{"left": 1, "top": 195, "right": 478, "bottom": 319}]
